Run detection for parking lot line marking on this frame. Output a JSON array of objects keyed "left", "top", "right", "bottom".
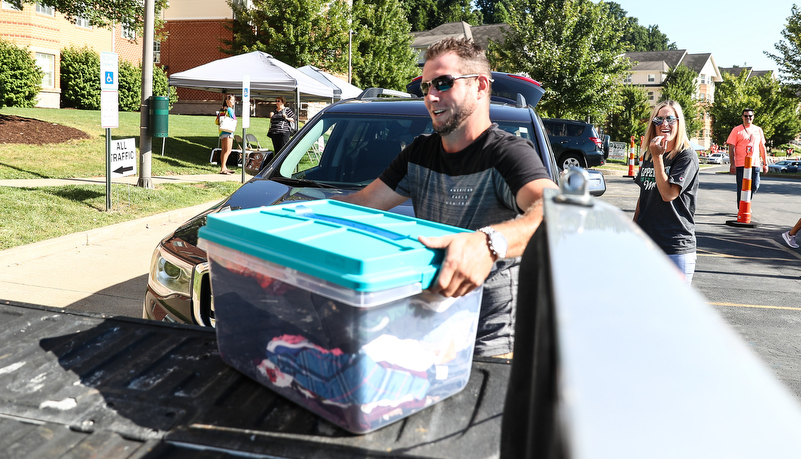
[{"left": 710, "top": 302, "right": 801, "bottom": 311}]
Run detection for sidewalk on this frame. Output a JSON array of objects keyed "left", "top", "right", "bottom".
[
  {"left": 0, "top": 173, "right": 243, "bottom": 318},
  {"left": 0, "top": 172, "right": 245, "bottom": 188}
]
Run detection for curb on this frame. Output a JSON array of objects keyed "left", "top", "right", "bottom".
[{"left": 0, "top": 200, "right": 219, "bottom": 265}]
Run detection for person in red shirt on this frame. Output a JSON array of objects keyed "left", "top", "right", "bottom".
[{"left": 726, "top": 108, "right": 768, "bottom": 208}]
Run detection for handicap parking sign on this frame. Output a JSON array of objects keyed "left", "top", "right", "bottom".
[{"left": 100, "top": 52, "right": 118, "bottom": 91}]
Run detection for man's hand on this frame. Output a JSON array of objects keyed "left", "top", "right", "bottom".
[
  {"left": 730, "top": 163, "right": 736, "bottom": 174},
  {"left": 419, "top": 231, "right": 494, "bottom": 298}
]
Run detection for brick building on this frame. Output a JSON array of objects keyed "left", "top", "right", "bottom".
[
  {"left": 156, "top": 0, "right": 236, "bottom": 115},
  {"left": 0, "top": 1, "right": 142, "bottom": 108}
]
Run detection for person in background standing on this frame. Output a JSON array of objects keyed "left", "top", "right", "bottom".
[
  {"left": 634, "top": 100, "right": 700, "bottom": 285},
  {"left": 268, "top": 96, "right": 295, "bottom": 153},
  {"left": 215, "top": 94, "right": 236, "bottom": 175},
  {"left": 727, "top": 108, "right": 768, "bottom": 208}
]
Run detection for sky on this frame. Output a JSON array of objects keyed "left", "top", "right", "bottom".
[{"left": 611, "top": 0, "right": 797, "bottom": 76}]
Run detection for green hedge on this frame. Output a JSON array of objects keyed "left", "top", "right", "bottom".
[
  {"left": 61, "top": 46, "right": 177, "bottom": 111},
  {"left": 0, "top": 39, "right": 43, "bottom": 108}
]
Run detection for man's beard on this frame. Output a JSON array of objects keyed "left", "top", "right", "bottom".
[{"left": 434, "top": 100, "right": 476, "bottom": 136}]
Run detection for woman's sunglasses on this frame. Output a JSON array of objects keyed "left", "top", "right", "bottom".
[
  {"left": 652, "top": 116, "right": 678, "bottom": 126},
  {"left": 420, "top": 74, "right": 480, "bottom": 96}
]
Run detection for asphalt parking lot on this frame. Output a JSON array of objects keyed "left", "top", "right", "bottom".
[{"left": 600, "top": 166, "right": 801, "bottom": 399}]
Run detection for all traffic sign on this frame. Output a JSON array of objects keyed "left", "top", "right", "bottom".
[{"left": 110, "top": 138, "right": 137, "bottom": 177}]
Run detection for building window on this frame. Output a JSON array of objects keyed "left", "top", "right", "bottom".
[
  {"left": 647, "top": 74, "right": 655, "bottom": 83},
  {"left": 624, "top": 74, "right": 632, "bottom": 83},
  {"left": 648, "top": 91, "right": 654, "bottom": 101},
  {"left": 2, "top": 1, "right": 22, "bottom": 10},
  {"left": 699, "top": 74, "right": 707, "bottom": 85},
  {"left": 122, "top": 25, "right": 135, "bottom": 40},
  {"left": 75, "top": 16, "right": 91, "bottom": 28},
  {"left": 35, "top": 2, "right": 54, "bottom": 15},
  {"left": 35, "top": 52, "right": 55, "bottom": 88},
  {"left": 154, "top": 41, "right": 161, "bottom": 63}
]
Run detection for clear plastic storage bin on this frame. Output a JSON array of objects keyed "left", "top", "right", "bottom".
[{"left": 198, "top": 200, "right": 483, "bottom": 433}]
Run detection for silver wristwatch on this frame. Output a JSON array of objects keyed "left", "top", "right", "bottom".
[{"left": 478, "top": 226, "right": 508, "bottom": 260}]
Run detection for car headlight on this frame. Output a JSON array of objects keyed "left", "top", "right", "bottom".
[{"left": 149, "top": 245, "right": 193, "bottom": 298}]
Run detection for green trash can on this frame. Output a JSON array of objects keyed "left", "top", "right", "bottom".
[{"left": 149, "top": 96, "right": 169, "bottom": 138}]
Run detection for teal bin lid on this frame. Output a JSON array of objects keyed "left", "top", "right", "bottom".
[{"left": 198, "top": 200, "right": 470, "bottom": 292}]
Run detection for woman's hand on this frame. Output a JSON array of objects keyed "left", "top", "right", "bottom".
[{"left": 649, "top": 136, "right": 667, "bottom": 158}]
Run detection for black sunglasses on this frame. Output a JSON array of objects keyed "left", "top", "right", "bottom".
[
  {"left": 420, "top": 74, "right": 480, "bottom": 96},
  {"left": 743, "top": 114, "right": 754, "bottom": 118},
  {"left": 652, "top": 116, "right": 678, "bottom": 126}
]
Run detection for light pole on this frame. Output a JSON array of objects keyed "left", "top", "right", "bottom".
[
  {"left": 138, "top": 0, "right": 155, "bottom": 189},
  {"left": 348, "top": 28, "right": 353, "bottom": 84}
]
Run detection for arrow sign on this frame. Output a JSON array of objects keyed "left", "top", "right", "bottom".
[
  {"left": 113, "top": 165, "right": 134, "bottom": 175},
  {"left": 110, "top": 138, "right": 137, "bottom": 177}
]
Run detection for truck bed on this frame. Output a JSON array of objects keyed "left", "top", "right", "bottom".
[{"left": 0, "top": 302, "right": 509, "bottom": 458}]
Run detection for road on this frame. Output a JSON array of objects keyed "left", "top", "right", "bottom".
[{"left": 600, "top": 166, "right": 801, "bottom": 398}]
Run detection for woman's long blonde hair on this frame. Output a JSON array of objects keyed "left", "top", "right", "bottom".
[{"left": 641, "top": 100, "right": 692, "bottom": 161}]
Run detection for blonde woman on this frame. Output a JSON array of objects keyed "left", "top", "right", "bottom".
[
  {"left": 216, "top": 94, "right": 237, "bottom": 174},
  {"left": 633, "top": 100, "right": 700, "bottom": 284}
]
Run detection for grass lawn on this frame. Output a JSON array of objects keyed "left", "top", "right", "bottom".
[
  {"left": 0, "top": 107, "right": 274, "bottom": 249},
  {"left": 0, "top": 107, "right": 276, "bottom": 179}
]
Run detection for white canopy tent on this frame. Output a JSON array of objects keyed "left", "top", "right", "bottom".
[
  {"left": 297, "top": 65, "right": 362, "bottom": 100},
  {"left": 168, "top": 51, "right": 336, "bottom": 108}
]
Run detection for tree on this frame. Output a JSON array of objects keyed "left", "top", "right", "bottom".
[
  {"left": 711, "top": 71, "right": 801, "bottom": 147},
  {"left": 403, "top": 0, "right": 441, "bottom": 32},
  {"left": 606, "top": 85, "right": 651, "bottom": 142},
  {"left": 8, "top": 0, "right": 167, "bottom": 36},
  {"left": 490, "top": 0, "right": 630, "bottom": 120},
  {"left": 766, "top": 4, "right": 801, "bottom": 88},
  {"left": 438, "top": 0, "right": 482, "bottom": 25},
  {"left": 351, "top": 0, "right": 419, "bottom": 91},
  {"left": 659, "top": 64, "right": 703, "bottom": 136},
  {"left": 0, "top": 39, "right": 42, "bottom": 108},
  {"left": 225, "top": 0, "right": 351, "bottom": 74},
  {"left": 602, "top": 2, "right": 676, "bottom": 52}
]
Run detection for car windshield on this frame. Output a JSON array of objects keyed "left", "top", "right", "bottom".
[{"left": 276, "top": 113, "right": 537, "bottom": 186}]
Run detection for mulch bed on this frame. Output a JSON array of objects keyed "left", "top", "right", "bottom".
[{"left": 0, "top": 114, "right": 91, "bottom": 144}]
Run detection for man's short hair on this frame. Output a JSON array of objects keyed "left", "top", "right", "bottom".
[
  {"left": 742, "top": 108, "right": 755, "bottom": 115},
  {"left": 424, "top": 38, "right": 492, "bottom": 77}
]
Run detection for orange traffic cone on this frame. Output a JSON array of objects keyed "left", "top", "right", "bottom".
[
  {"left": 625, "top": 136, "right": 636, "bottom": 178},
  {"left": 726, "top": 146, "right": 758, "bottom": 228}
]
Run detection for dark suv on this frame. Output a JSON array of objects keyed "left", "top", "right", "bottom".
[
  {"left": 542, "top": 118, "right": 606, "bottom": 170},
  {"left": 144, "top": 81, "right": 606, "bottom": 327}
]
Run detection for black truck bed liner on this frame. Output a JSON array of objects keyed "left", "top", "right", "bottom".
[{"left": 0, "top": 302, "right": 509, "bottom": 458}]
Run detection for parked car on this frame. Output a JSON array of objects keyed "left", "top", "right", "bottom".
[
  {"left": 767, "top": 160, "right": 801, "bottom": 173},
  {"left": 144, "top": 82, "right": 607, "bottom": 327},
  {"left": 541, "top": 118, "right": 606, "bottom": 170},
  {"left": 706, "top": 152, "right": 729, "bottom": 164}
]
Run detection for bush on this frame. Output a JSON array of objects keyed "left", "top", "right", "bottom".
[
  {"left": 61, "top": 47, "right": 178, "bottom": 111},
  {"left": 60, "top": 46, "right": 101, "bottom": 109},
  {"left": 0, "top": 39, "right": 43, "bottom": 108}
]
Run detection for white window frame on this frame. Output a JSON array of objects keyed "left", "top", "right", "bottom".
[
  {"left": 35, "top": 2, "right": 54, "bottom": 15},
  {"left": 122, "top": 24, "right": 135, "bottom": 40},
  {"left": 624, "top": 74, "right": 632, "bottom": 83},
  {"left": 154, "top": 41, "right": 161, "bottom": 63},
  {"left": 35, "top": 52, "right": 55, "bottom": 88},
  {"left": 2, "top": 1, "right": 22, "bottom": 10},
  {"left": 648, "top": 91, "right": 654, "bottom": 101},
  {"left": 647, "top": 74, "right": 655, "bottom": 83},
  {"left": 75, "top": 16, "right": 91, "bottom": 28}
]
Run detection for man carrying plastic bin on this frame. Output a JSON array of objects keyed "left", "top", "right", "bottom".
[{"left": 338, "top": 38, "right": 558, "bottom": 358}]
